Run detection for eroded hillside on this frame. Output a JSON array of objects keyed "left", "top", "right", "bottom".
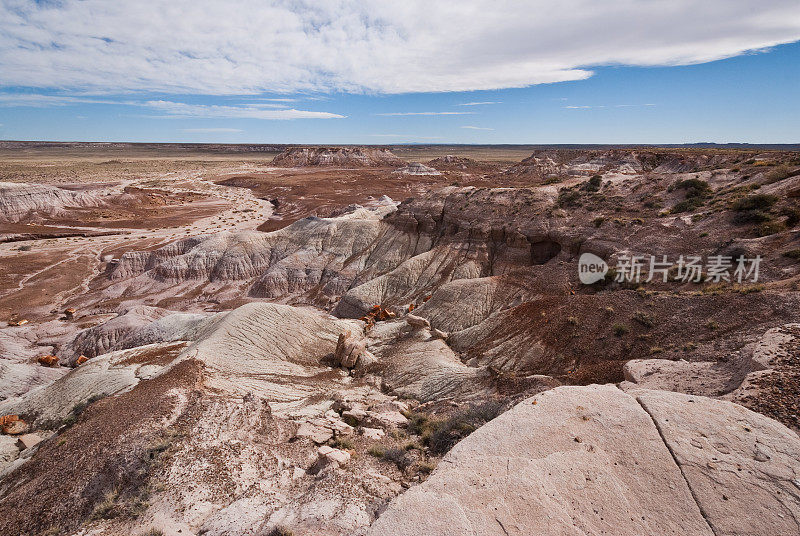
[{"left": 1, "top": 145, "right": 799, "bottom": 536}]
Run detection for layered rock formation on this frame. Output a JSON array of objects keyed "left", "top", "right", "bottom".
[{"left": 271, "top": 146, "right": 406, "bottom": 167}]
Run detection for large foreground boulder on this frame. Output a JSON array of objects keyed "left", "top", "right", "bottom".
[{"left": 367, "top": 384, "right": 800, "bottom": 536}]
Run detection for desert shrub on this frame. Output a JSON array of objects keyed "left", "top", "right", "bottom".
[
  {"left": 783, "top": 249, "right": 800, "bottom": 260},
  {"left": 671, "top": 197, "right": 705, "bottom": 213},
  {"left": 764, "top": 165, "right": 798, "bottom": 184},
  {"left": 732, "top": 209, "right": 772, "bottom": 225},
  {"left": 755, "top": 221, "right": 786, "bottom": 236},
  {"left": 427, "top": 401, "right": 505, "bottom": 456},
  {"left": 91, "top": 489, "right": 122, "bottom": 520},
  {"left": 542, "top": 176, "right": 565, "bottom": 185},
  {"left": 567, "top": 316, "right": 579, "bottom": 326},
  {"left": 738, "top": 284, "right": 765, "bottom": 294},
  {"left": 632, "top": 311, "right": 655, "bottom": 328},
  {"left": 670, "top": 178, "right": 712, "bottom": 213},
  {"left": 417, "top": 461, "right": 436, "bottom": 475},
  {"left": 593, "top": 216, "right": 605, "bottom": 227},
  {"left": 781, "top": 207, "right": 800, "bottom": 227},
  {"left": 612, "top": 324, "right": 629, "bottom": 337},
  {"left": 732, "top": 194, "right": 779, "bottom": 211},
  {"left": 583, "top": 175, "right": 602, "bottom": 192},
  {"left": 706, "top": 321, "right": 720, "bottom": 330},
  {"left": 557, "top": 188, "right": 582, "bottom": 208},
  {"left": 404, "top": 411, "right": 436, "bottom": 441},
  {"left": 367, "top": 446, "right": 385, "bottom": 458},
  {"left": 674, "top": 178, "right": 711, "bottom": 198},
  {"left": 642, "top": 196, "right": 661, "bottom": 209},
  {"left": 267, "top": 527, "right": 294, "bottom": 536},
  {"left": 15, "top": 244, "right": 32, "bottom": 251},
  {"left": 383, "top": 447, "right": 413, "bottom": 471},
  {"left": 330, "top": 437, "right": 354, "bottom": 450},
  {"left": 139, "top": 530, "right": 165, "bottom": 536}
]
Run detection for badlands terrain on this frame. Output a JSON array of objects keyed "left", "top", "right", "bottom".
[{"left": 1, "top": 142, "right": 800, "bottom": 536}]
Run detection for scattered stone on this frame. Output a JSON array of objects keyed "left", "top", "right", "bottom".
[
  {"left": 292, "top": 467, "right": 306, "bottom": 480},
  {"left": 406, "top": 314, "right": 430, "bottom": 330},
  {"left": 7, "top": 314, "right": 28, "bottom": 327},
  {"left": 296, "top": 422, "right": 334, "bottom": 444},
  {"left": 37, "top": 355, "right": 60, "bottom": 367},
  {"left": 365, "top": 410, "right": 408, "bottom": 429},
  {"left": 75, "top": 355, "right": 89, "bottom": 366},
  {"left": 0, "top": 415, "right": 28, "bottom": 436},
  {"left": 342, "top": 408, "right": 367, "bottom": 426},
  {"left": 318, "top": 445, "right": 351, "bottom": 466},
  {"left": 64, "top": 308, "right": 77, "bottom": 320},
  {"left": 16, "top": 433, "right": 42, "bottom": 451},
  {"left": 361, "top": 427, "right": 385, "bottom": 440},
  {"left": 431, "top": 328, "right": 449, "bottom": 340}
]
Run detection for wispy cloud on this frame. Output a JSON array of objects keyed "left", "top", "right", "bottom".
[
  {"left": 0, "top": 94, "right": 120, "bottom": 107},
  {"left": 369, "top": 134, "right": 442, "bottom": 138},
  {"left": 565, "top": 103, "right": 656, "bottom": 109},
  {"left": 1, "top": 1, "right": 797, "bottom": 96},
  {"left": 374, "top": 111, "right": 474, "bottom": 116},
  {"left": 461, "top": 125, "right": 494, "bottom": 130},
  {"left": 0, "top": 93, "right": 344, "bottom": 119},
  {"left": 145, "top": 101, "right": 344, "bottom": 119},
  {"left": 457, "top": 101, "right": 502, "bottom": 106},
  {"left": 181, "top": 127, "right": 243, "bottom": 133}
]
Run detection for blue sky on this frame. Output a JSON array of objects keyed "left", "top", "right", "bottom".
[{"left": 1, "top": 1, "right": 799, "bottom": 144}]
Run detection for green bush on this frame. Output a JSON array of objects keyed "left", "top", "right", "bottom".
[
  {"left": 584, "top": 175, "right": 603, "bottom": 192},
  {"left": 557, "top": 188, "right": 582, "bottom": 208},
  {"left": 426, "top": 402, "right": 505, "bottom": 456},
  {"left": 612, "top": 324, "right": 629, "bottom": 337},
  {"left": 671, "top": 198, "right": 705, "bottom": 213},
  {"left": 674, "top": 178, "right": 711, "bottom": 198},
  {"left": 384, "top": 447, "right": 413, "bottom": 471},
  {"left": 732, "top": 210, "right": 772, "bottom": 225},
  {"left": 732, "top": 194, "right": 779, "bottom": 211},
  {"left": 781, "top": 207, "right": 800, "bottom": 227},
  {"left": 368, "top": 446, "right": 385, "bottom": 457}
]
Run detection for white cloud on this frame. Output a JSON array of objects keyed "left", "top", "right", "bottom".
[
  {"left": 1, "top": 1, "right": 797, "bottom": 95},
  {"left": 375, "top": 112, "right": 474, "bottom": 116},
  {"left": 181, "top": 128, "right": 243, "bottom": 133},
  {"left": 457, "top": 102, "right": 502, "bottom": 106},
  {"left": 461, "top": 125, "right": 494, "bottom": 130}
]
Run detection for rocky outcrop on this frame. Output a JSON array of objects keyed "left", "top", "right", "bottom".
[
  {"left": 394, "top": 162, "right": 440, "bottom": 175},
  {"left": 0, "top": 182, "right": 101, "bottom": 222},
  {"left": 504, "top": 149, "right": 760, "bottom": 178},
  {"left": 67, "top": 305, "right": 211, "bottom": 360},
  {"left": 368, "top": 385, "right": 800, "bottom": 536},
  {"left": 271, "top": 146, "right": 405, "bottom": 167}
]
